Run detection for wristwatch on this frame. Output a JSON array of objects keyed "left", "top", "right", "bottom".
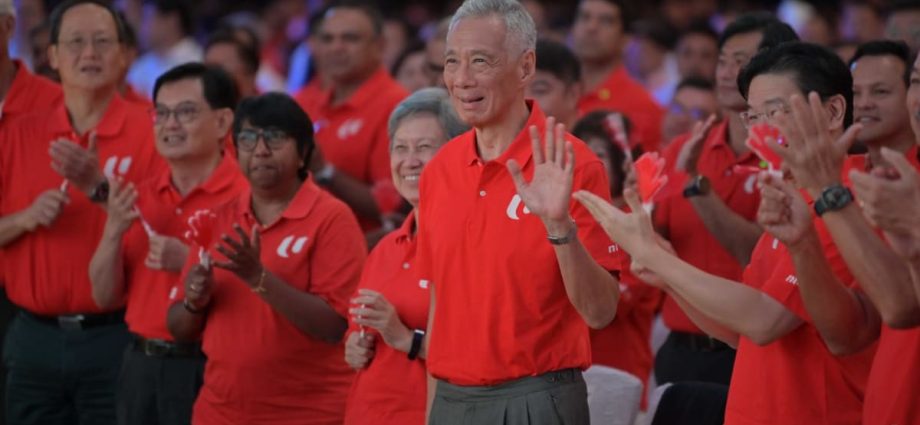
[
  {"left": 89, "top": 180, "right": 110, "bottom": 203},
  {"left": 547, "top": 220, "right": 578, "bottom": 245},
  {"left": 813, "top": 184, "right": 854, "bottom": 216},
  {"left": 682, "top": 175, "right": 710, "bottom": 198}
]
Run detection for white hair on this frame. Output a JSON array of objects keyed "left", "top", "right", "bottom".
[
  {"left": 0, "top": 0, "right": 15, "bottom": 18},
  {"left": 448, "top": 0, "right": 536, "bottom": 54}
]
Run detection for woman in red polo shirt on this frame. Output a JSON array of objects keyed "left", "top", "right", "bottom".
[
  {"left": 342, "top": 88, "right": 468, "bottom": 425},
  {"left": 166, "top": 93, "right": 367, "bottom": 425}
]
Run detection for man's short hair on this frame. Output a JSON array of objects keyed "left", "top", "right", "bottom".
[
  {"left": 206, "top": 28, "right": 261, "bottom": 76},
  {"left": 681, "top": 19, "right": 718, "bottom": 44},
  {"left": 738, "top": 41, "right": 854, "bottom": 127},
  {"left": 49, "top": 0, "right": 129, "bottom": 44},
  {"left": 387, "top": 88, "right": 469, "bottom": 146},
  {"left": 233, "top": 93, "right": 315, "bottom": 180},
  {"left": 153, "top": 62, "right": 240, "bottom": 111},
  {"left": 535, "top": 39, "right": 581, "bottom": 85},
  {"left": 323, "top": 0, "right": 385, "bottom": 36},
  {"left": 147, "top": 0, "right": 194, "bottom": 37},
  {"left": 849, "top": 40, "right": 912, "bottom": 85},
  {"left": 676, "top": 76, "right": 715, "bottom": 93},
  {"left": 718, "top": 11, "right": 799, "bottom": 50},
  {"left": 579, "top": 0, "right": 632, "bottom": 30},
  {"left": 449, "top": 0, "right": 537, "bottom": 54}
]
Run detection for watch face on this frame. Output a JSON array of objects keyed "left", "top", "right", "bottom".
[{"left": 821, "top": 185, "right": 853, "bottom": 209}]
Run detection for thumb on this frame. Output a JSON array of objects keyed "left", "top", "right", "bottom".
[
  {"left": 880, "top": 147, "right": 918, "bottom": 180},
  {"left": 836, "top": 123, "right": 862, "bottom": 154},
  {"left": 251, "top": 225, "right": 261, "bottom": 252},
  {"left": 623, "top": 187, "right": 643, "bottom": 213}
]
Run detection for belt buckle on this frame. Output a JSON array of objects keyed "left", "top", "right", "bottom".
[
  {"left": 143, "top": 340, "right": 171, "bottom": 357},
  {"left": 57, "top": 315, "right": 85, "bottom": 331}
]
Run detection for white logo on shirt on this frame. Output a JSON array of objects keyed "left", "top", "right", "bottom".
[
  {"left": 608, "top": 244, "right": 619, "bottom": 253},
  {"left": 744, "top": 174, "right": 757, "bottom": 194},
  {"left": 505, "top": 194, "right": 531, "bottom": 220},
  {"left": 276, "top": 235, "right": 308, "bottom": 258},
  {"left": 785, "top": 275, "right": 798, "bottom": 285},
  {"left": 772, "top": 238, "right": 780, "bottom": 250},
  {"left": 337, "top": 118, "right": 364, "bottom": 139},
  {"left": 103, "top": 156, "right": 133, "bottom": 178},
  {"left": 419, "top": 279, "right": 429, "bottom": 289}
]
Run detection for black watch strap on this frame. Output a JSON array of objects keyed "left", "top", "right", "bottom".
[
  {"left": 89, "top": 180, "right": 110, "bottom": 203},
  {"left": 407, "top": 329, "right": 425, "bottom": 360},
  {"left": 813, "top": 184, "right": 854, "bottom": 216}
]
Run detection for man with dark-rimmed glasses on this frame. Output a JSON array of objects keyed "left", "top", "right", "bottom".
[{"left": 89, "top": 62, "right": 245, "bottom": 425}]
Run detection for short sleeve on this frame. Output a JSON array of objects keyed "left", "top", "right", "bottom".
[
  {"left": 571, "top": 159, "right": 623, "bottom": 273},
  {"left": 308, "top": 204, "right": 367, "bottom": 318}
]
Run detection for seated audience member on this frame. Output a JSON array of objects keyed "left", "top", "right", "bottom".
[
  {"left": 526, "top": 38, "right": 582, "bottom": 129},
  {"left": 391, "top": 42, "right": 429, "bottom": 93},
  {"left": 660, "top": 77, "right": 719, "bottom": 147},
  {"left": 204, "top": 28, "right": 260, "bottom": 98},
  {"left": 343, "top": 88, "right": 467, "bottom": 425},
  {"left": 167, "top": 93, "right": 367, "bottom": 425}
]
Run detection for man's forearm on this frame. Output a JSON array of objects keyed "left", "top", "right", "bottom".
[
  {"left": 643, "top": 247, "right": 800, "bottom": 344},
  {"left": 822, "top": 204, "right": 920, "bottom": 328},
  {"left": 667, "top": 288, "right": 740, "bottom": 347},
  {"left": 688, "top": 192, "right": 762, "bottom": 266},
  {"left": 554, "top": 235, "right": 619, "bottom": 329},
  {"left": 88, "top": 229, "right": 127, "bottom": 310},
  {"left": 166, "top": 302, "right": 206, "bottom": 343},
  {"left": 0, "top": 212, "right": 31, "bottom": 248},
  {"left": 787, "top": 229, "right": 881, "bottom": 354}
]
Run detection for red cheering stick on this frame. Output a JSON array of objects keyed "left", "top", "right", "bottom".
[
  {"left": 184, "top": 209, "right": 217, "bottom": 268},
  {"left": 745, "top": 123, "right": 786, "bottom": 172},
  {"left": 634, "top": 152, "right": 668, "bottom": 210},
  {"left": 603, "top": 113, "right": 632, "bottom": 160}
]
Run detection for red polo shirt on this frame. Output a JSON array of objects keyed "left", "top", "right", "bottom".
[
  {"left": 578, "top": 66, "right": 665, "bottom": 153},
  {"left": 416, "top": 101, "right": 623, "bottom": 386},
  {"left": 344, "top": 212, "right": 428, "bottom": 425},
  {"left": 858, "top": 145, "right": 920, "bottom": 425},
  {"left": 654, "top": 121, "right": 762, "bottom": 334},
  {"left": 725, "top": 221, "right": 874, "bottom": 425},
  {"left": 0, "top": 93, "right": 164, "bottom": 315},
  {"left": 120, "top": 155, "right": 246, "bottom": 341},
  {"left": 175, "top": 179, "right": 366, "bottom": 425},
  {"left": 295, "top": 67, "right": 408, "bottom": 188},
  {"left": 1, "top": 60, "right": 61, "bottom": 124},
  {"left": 590, "top": 261, "right": 662, "bottom": 409}
]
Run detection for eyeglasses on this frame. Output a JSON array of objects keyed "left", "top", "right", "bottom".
[
  {"left": 236, "top": 128, "right": 292, "bottom": 152},
  {"left": 668, "top": 103, "right": 708, "bottom": 121},
  {"left": 59, "top": 36, "right": 118, "bottom": 54},
  {"left": 739, "top": 103, "right": 791, "bottom": 128},
  {"left": 152, "top": 104, "right": 203, "bottom": 126}
]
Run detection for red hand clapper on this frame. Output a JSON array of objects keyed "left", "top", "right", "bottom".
[
  {"left": 184, "top": 209, "right": 217, "bottom": 267},
  {"left": 745, "top": 123, "right": 786, "bottom": 171},
  {"left": 634, "top": 152, "right": 668, "bottom": 204}
]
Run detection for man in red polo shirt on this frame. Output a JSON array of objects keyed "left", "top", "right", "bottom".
[
  {"left": 88, "top": 63, "right": 245, "bottom": 425},
  {"left": 0, "top": 1, "right": 62, "bottom": 420},
  {"left": 758, "top": 43, "right": 920, "bottom": 425},
  {"left": 571, "top": 0, "right": 663, "bottom": 153},
  {"left": 293, "top": 1, "right": 408, "bottom": 229},
  {"left": 575, "top": 41, "right": 875, "bottom": 425},
  {"left": 0, "top": 2, "right": 163, "bottom": 424},
  {"left": 419, "top": 1, "right": 623, "bottom": 423},
  {"left": 652, "top": 14, "right": 797, "bottom": 394}
]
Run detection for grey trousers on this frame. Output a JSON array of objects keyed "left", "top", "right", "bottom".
[{"left": 430, "top": 369, "right": 589, "bottom": 425}]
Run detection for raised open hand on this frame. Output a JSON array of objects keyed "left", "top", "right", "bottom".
[{"left": 573, "top": 188, "right": 659, "bottom": 262}]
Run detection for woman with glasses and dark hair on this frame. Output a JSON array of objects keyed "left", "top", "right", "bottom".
[{"left": 166, "top": 92, "right": 367, "bottom": 425}]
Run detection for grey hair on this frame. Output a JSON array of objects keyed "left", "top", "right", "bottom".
[
  {"left": 387, "top": 88, "right": 469, "bottom": 149},
  {"left": 448, "top": 0, "right": 537, "bottom": 54}
]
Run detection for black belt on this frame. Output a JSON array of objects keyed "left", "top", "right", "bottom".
[
  {"left": 22, "top": 310, "right": 124, "bottom": 331},
  {"left": 132, "top": 336, "right": 202, "bottom": 358},
  {"left": 669, "top": 331, "right": 732, "bottom": 352}
]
